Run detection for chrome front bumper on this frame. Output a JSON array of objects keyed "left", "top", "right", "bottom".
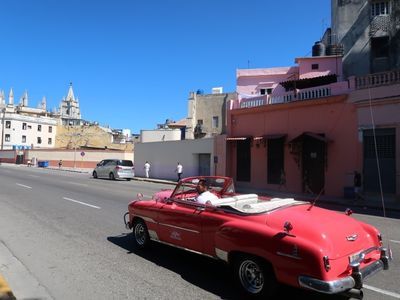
[
  {"left": 124, "top": 212, "right": 131, "bottom": 229},
  {"left": 298, "top": 247, "right": 390, "bottom": 294}
]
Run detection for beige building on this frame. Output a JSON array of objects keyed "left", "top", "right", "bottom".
[{"left": 186, "top": 89, "right": 236, "bottom": 139}]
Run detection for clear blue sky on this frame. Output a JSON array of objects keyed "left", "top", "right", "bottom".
[{"left": 0, "top": 0, "right": 330, "bottom": 133}]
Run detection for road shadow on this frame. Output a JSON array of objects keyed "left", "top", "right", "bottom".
[{"left": 107, "top": 233, "right": 347, "bottom": 300}]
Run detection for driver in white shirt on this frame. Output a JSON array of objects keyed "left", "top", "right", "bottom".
[{"left": 195, "top": 179, "right": 218, "bottom": 204}]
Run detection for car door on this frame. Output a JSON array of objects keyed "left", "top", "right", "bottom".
[
  {"left": 156, "top": 199, "right": 204, "bottom": 253},
  {"left": 96, "top": 160, "right": 106, "bottom": 177}
]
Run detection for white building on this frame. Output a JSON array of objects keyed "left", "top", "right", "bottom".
[{"left": 1, "top": 89, "right": 57, "bottom": 150}]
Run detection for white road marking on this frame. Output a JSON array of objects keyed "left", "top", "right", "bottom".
[
  {"left": 16, "top": 183, "right": 32, "bottom": 189},
  {"left": 364, "top": 284, "right": 400, "bottom": 299},
  {"left": 62, "top": 197, "right": 101, "bottom": 209},
  {"left": 28, "top": 175, "right": 40, "bottom": 178},
  {"left": 389, "top": 240, "right": 400, "bottom": 244},
  {"left": 67, "top": 181, "right": 88, "bottom": 187}
]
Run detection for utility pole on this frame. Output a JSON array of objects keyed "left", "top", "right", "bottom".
[{"left": 1, "top": 108, "right": 5, "bottom": 150}]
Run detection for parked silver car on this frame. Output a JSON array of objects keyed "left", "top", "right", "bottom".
[{"left": 92, "top": 159, "right": 135, "bottom": 181}]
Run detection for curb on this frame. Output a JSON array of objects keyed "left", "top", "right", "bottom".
[{"left": 0, "top": 275, "right": 16, "bottom": 300}]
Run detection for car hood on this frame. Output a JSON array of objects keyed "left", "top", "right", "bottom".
[
  {"left": 266, "top": 204, "right": 376, "bottom": 258},
  {"left": 153, "top": 189, "right": 174, "bottom": 201}
]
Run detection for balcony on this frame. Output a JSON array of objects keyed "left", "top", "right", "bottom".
[
  {"left": 354, "top": 70, "right": 400, "bottom": 89},
  {"left": 231, "top": 81, "right": 350, "bottom": 110}
]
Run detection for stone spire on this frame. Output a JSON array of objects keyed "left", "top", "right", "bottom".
[
  {"left": 0, "top": 90, "right": 4, "bottom": 105},
  {"left": 20, "top": 90, "right": 28, "bottom": 107},
  {"left": 40, "top": 96, "right": 47, "bottom": 110},
  {"left": 9, "top": 88, "right": 14, "bottom": 105},
  {"left": 66, "top": 82, "right": 75, "bottom": 102}
]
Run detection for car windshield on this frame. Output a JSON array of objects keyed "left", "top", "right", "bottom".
[
  {"left": 171, "top": 176, "right": 234, "bottom": 199},
  {"left": 117, "top": 160, "right": 133, "bottom": 167}
]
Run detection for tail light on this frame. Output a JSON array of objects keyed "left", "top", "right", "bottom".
[{"left": 116, "top": 166, "right": 122, "bottom": 170}]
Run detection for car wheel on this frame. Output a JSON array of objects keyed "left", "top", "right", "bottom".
[
  {"left": 132, "top": 219, "right": 150, "bottom": 249},
  {"left": 92, "top": 171, "right": 98, "bottom": 179},
  {"left": 233, "top": 255, "right": 277, "bottom": 299},
  {"left": 126, "top": 178, "right": 131, "bottom": 181},
  {"left": 109, "top": 172, "right": 115, "bottom": 180}
]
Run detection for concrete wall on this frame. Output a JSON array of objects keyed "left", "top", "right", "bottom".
[
  {"left": 134, "top": 138, "right": 215, "bottom": 180},
  {"left": 140, "top": 129, "right": 181, "bottom": 142},
  {"left": 23, "top": 149, "right": 133, "bottom": 169}
]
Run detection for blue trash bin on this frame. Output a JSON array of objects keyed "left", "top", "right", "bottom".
[{"left": 38, "top": 161, "right": 49, "bottom": 168}]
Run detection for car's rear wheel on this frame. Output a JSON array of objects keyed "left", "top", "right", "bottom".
[
  {"left": 109, "top": 172, "right": 115, "bottom": 180},
  {"left": 92, "top": 171, "right": 98, "bottom": 179},
  {"left": 233, "top": 255, "right": 277, "bottom": 299},
  {"left": 132, "top": 219, "right": 150, "bottom": 249},
  {"left": 126, "top": 178, "right": 131, "bottom": 181}
]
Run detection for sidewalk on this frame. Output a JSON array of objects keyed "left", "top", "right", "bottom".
[{"left": 0, "top": 241, "right": 52, "bottom": 300}]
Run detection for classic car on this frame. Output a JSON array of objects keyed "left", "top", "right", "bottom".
[{"left": 124, "top": 176, "right": 390, "bottom": 299}]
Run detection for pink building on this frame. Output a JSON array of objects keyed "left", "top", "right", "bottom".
[{"left": 227, "top": 55, "right": 362, "bottom": 197}]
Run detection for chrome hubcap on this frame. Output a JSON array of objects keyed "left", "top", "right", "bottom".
[
  {"left": 239, "top": 260, "right": 264, "bottom": 294},
  {"left": 134, "top": 223, "right": 146, "bottom": 245}
]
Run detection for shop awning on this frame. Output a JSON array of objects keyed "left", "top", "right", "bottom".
[
  {"left": 280, "top": 74, "right": 338, "bottom": 90},
  {"left": 263, "top": 134, "right": 287, "bottom": 140},
  {"left": 289, "top": 132, "right": 331, "bottom": 144},
  {"left": 226, "top": 136, "right": 252, "bottom": 141},
  {"left": 253, "top": 134, "right": 287, "bottom": 141}
]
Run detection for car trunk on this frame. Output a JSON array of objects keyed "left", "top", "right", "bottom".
[{"left": 265, "top": 204, "right": 375, "bottom": 259}]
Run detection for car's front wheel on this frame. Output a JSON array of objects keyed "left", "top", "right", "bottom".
[
  {"left": 92, "top": 171, "right": 98, "bottom": 179},
  {"left": 132, "top": 219, "right": 150, "bottom": 249},
  {"left": 233, "top": 255, "right": 277, "bottom": 299}
]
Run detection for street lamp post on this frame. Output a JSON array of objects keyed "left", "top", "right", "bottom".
[{"left": 1, "top": 108, "right": 5, "bottom": 151}]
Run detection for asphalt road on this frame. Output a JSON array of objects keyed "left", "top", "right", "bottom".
[{"left": 0, "top": 165, "right": 399, "bottom": 300}]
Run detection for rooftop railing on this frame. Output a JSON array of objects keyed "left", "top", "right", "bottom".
[{"left": 355, "top": 69, "right": 400, "bottom": 89}]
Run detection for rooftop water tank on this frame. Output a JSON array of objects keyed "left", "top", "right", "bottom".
[
  {"left": 326, "top": 44, "right": 344, "bottom": 56},
  {"left": 312, "top": 41, "right": 326, "bottom": 57}
]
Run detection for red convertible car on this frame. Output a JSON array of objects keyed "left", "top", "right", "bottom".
[{"left": 124, "top": 176, "right": 390, "bottom": 299}]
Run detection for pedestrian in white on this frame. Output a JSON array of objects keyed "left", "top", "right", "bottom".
[
  {"left": 175, "top": 162, "right": 183, "bottom": 181},
  {"left": 144, "top": 161, "right": 150, "bottom": 178}
]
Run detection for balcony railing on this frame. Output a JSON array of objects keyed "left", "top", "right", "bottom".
[
  {"left": 355, "top": 70, "right": 400, "bottom": 89},
  {"left": 232, "top": 82, "right": 350, "bottom": 110}
]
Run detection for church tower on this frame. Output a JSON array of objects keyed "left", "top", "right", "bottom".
[{"left": 59, "top": 83, "right": 82, "bottom": 125}]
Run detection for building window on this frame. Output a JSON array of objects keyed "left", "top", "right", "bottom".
[
  {"left": 22, "top": 123, "right": 27, "bottom": 130},
  {"left": 48, "top": 126, "right": 52, "bottom": 133},
  {"left": 38, "top": 125, "right": 42, "bottom": 132},
  {"left": 22, "top": 135, "right": 26, "bottom": 143},
  {"left": 5, "top": 134, "right": 10, "bottom": 142},
  {"left": 371, "top": 36, "right": 389, "bottom": 58},
  {"left": 5, "top": 121, "right": 11, "bottom": 129},
  {"left": 311, "top": 64, "right": 319, "bottom": 70},
  {"left": 212, "top": 116, "right": 219, "bottom": 128},
  {"left": 260, "top": 88, "right": 273, "bottom": 95},
  {"left": 371, "top": 1, "right": 390, "bottom": 17},
  {"left": 37, "top": 137, "right": 42, "bottom": 144},
  {"left": 48, "top": 138, "right": 52, "bottom": 145},
  {"left": 197, "top": 119, "right": 203, "bottom": 125}
]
